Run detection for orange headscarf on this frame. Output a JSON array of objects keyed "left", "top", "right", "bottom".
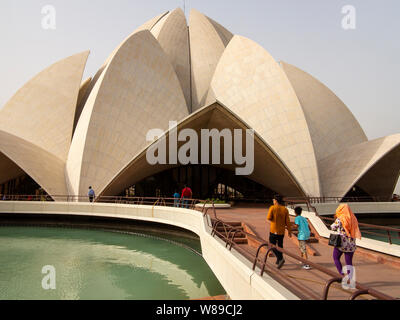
[{"left": 335, "top": 204, "right": 362, "bottom": 240}]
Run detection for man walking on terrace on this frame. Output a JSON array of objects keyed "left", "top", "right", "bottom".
[
  {"left": 88, "top": 186, "right": 95, "bottom": 203},
  {"left": 267, "top": 195, "right": 292, "bottom": 269},
  {"left": 181, "top": 185, "right": 193, "bottom": 209}
]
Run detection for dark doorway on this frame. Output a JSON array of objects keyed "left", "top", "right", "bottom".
[
  {"left": 121, "top": 165, "right": 276, "bottom": 201},
  {"left": 343, "top": 185, "right": 374, "bottom": 201},
  {"left": 0, "top": 174, "right": 46, "bottom": 197}
]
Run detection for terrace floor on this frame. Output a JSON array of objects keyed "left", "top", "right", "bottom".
[{"left": 206, "top": 204, "right": 400, "bottom": 300}]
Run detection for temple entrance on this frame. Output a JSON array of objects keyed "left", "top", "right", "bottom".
[
  {"left": 0, "top": 174, "right": 47, "bottom": 198},
  {"left": 343, "top": 185, "right": 374, "bottom": 201},
  {"left": 121, "top": 165, "right": 276, "bottom": 201}
]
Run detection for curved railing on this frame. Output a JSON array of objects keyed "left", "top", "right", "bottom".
[
  {"left": 284, "top": 196, "right": 399, "bottom": 204},
  {"left": 209, "top": 218, "right": 395, "bottom": 300},
  {"left": 283, "top": 197, "right": 400, "bottom": 245},
  {"left": 0, "top": 194, "right": 397, "bottom": 300},
  {"left": 196, "top": 198, "right": 397, "bottom": 300}
]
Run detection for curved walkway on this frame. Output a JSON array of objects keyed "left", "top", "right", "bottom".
[{"left": 209, "top": 204, "right": 400, "bottom": 300}]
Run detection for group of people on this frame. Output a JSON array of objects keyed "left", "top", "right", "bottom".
[
  {"left": 267, "top": 195, "right": 361, "bottom": 276},
  {"left": 86, "top": 185, "right": 360, "bottom": 276},
  {"left": 173, "top": 185, "right": 193, "bottom": 208},
  {"left": 86, "top": 186, "right": 194, "bottom": 208}
]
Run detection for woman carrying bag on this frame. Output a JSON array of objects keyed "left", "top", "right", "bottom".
[{"left": 330, "top": 204, "right": 362, "bottom": 275}]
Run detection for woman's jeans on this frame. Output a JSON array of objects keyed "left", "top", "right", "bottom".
[{"left": 333, "top": 247, "right": 354, "bottom": 275}]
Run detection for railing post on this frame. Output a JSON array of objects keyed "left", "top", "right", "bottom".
[
  {"left": 322, "top": 277, "right": 343, "bottom": 300},
  {"left": 252, "top": 243, "right": 269, "bottom": 271},
  {"left": 349, "top": 289, "right": 369, "bottom": 300},
  {"left": 260, "top": 248, "right": 274, "bottom": 277},
  {"left": 387, "top": 231, "right": 392, "bottom": 245}
]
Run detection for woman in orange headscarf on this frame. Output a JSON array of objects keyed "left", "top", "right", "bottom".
[{"left": 330, "top": 204, "right": 362, "bottom": 275}]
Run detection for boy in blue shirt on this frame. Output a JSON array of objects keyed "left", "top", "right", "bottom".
[
  {"left": 173, "top": 191, "right": 181, "bottom": 207},
  {"left": 294, "top": 207, "right": 312, "bottom": 270}
]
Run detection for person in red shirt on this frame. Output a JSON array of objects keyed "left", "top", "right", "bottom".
[{"left": 181, "top": 185, "right": 193, "bottom": 209}]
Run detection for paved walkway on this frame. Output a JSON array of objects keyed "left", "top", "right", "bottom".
[{"left": 208, "top": 204, "right": 400, "bottom": 300}]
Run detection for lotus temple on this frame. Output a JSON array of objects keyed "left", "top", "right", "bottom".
[
  {"left": 0, "top": 7, "right": 399, "bottom": 202},
  {"left": 0, "top": 8, "right": 400, "bottom": 302}
]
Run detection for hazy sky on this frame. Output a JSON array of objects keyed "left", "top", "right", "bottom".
[{"left": 1, "top": 0, "right": 399, "bottom": 191}]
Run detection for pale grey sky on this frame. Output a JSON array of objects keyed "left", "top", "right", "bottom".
[{"left": 0, "top": 0, "right": 399, "bottom": 192}]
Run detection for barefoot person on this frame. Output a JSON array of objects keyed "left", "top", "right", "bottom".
[
  {"left": 267, "top": 195, "right": 292, "bottom": 269},
  {"left": 330, "top": 204, "right": 362, "bottom": 275}
]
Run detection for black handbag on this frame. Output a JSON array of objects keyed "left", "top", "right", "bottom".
[{"left": 329, "top": 233, "right": 342, "bottom": 247}]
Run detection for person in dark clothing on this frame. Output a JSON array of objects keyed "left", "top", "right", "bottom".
[{"left": 267, "top": 195, "right": 292, "bottom": 269}]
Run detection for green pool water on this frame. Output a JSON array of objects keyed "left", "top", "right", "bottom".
[{"left": 0, "top": 227, "right": 225, "bottom": 300}]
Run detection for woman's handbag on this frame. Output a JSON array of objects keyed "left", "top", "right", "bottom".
[{"left": 329, "top": 233, "right": 342, "bottom": 247}]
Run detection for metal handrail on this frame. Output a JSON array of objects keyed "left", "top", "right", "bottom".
[
  {"left": 210, "top": 216, "right": 395, "bottom": 300},
  {"left": 284, "top": 196, "right": 398, "bottom": 204},
  {"left": 317, "top": 215, "right": 400, "bottom": 233},
  {"left": 284, "top": 198, "right": 400, "bottom": 245},
  {"left": 0, "top": 194, "right": 396, "bottom": 300}
]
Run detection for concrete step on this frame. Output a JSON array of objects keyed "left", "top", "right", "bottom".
[
  {"left": 216, "top": 226, "right": 244, "bottom": 233},
  {"left": 212, "top": 220, "right": 242, "bottom": 227},
  {"left": 233, "top": 238, "right": 248, "bottom": 244},
  {"left": 215, "top": 232, "right": 248, "bottom": 245}
]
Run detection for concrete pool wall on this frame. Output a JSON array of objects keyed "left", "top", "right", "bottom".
[{"left": 0, "top": 201, "right": 299, "bottom": 300}]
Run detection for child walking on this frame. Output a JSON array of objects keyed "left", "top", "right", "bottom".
[{"left": 294, "top": 207, "right": 312, "bottom": 270}]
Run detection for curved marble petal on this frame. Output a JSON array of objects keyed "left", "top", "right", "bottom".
[
  {"left": 0, "top": 130, "right": 67, "bottom": 196},
  {"left": 281, "top": 62, "right": 368, "bottom": 161},
  {"left": 151, "top": 8, "right": 191, "bottom": 110},
  {"left": 0, "top": 51, "right": 89, "bottom": 161},
  {"left": 73, "top": 77, "right": 93, "bottom": 134},
  {"left": 206, "top": 16, "right": 233, "bottom": 47},
  {"left": 73, "top": 12, "right": 170, "bottom": 128},
  {"left": 189, "top": 9, "right": 233, "bottom": 111},
  {"left": 208, "top": 35, "right": 321, "bottom": 196},
  {"left": 319, "top": 134, "right": 400, "bottom": 199},
  {"left": 0, "top": 152, "right": 25, "bottom": 185},
  {"left": 67, "top": 30, "right": 189, "bottom": 197}
]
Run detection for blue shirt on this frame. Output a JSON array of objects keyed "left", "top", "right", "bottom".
[
  {"left": 173, "top": 193, "right": 180, "bottom": 199},
  {"left": 88, "top": 189, "right": 95, "bottom": 197},
  {"left": 295, "top": 216, "right": 310, "bottom": 241}
]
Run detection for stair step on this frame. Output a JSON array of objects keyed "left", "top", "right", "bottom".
[
  {"left": 233, "top": 239, "right": 248, "bottom": 244},
  {"left": 215, "top": 233, "right": 248, "bottom": 244},
  {"left": 216, "top": 226, "right": 243, "bottom": 230},
  {"left": 212, "top": 221, "right": 242, "bottom": 227},
  {"left": 216, "top": 233, "right": 247, "bottom": 240}
]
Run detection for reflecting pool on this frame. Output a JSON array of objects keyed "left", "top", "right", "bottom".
[{"left": 0, "top": 227, "right": 225, "bottom": 300}]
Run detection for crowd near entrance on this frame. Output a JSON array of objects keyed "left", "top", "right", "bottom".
[{"left": 122, "top": 165, "right": 277, "bottom": 202}]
